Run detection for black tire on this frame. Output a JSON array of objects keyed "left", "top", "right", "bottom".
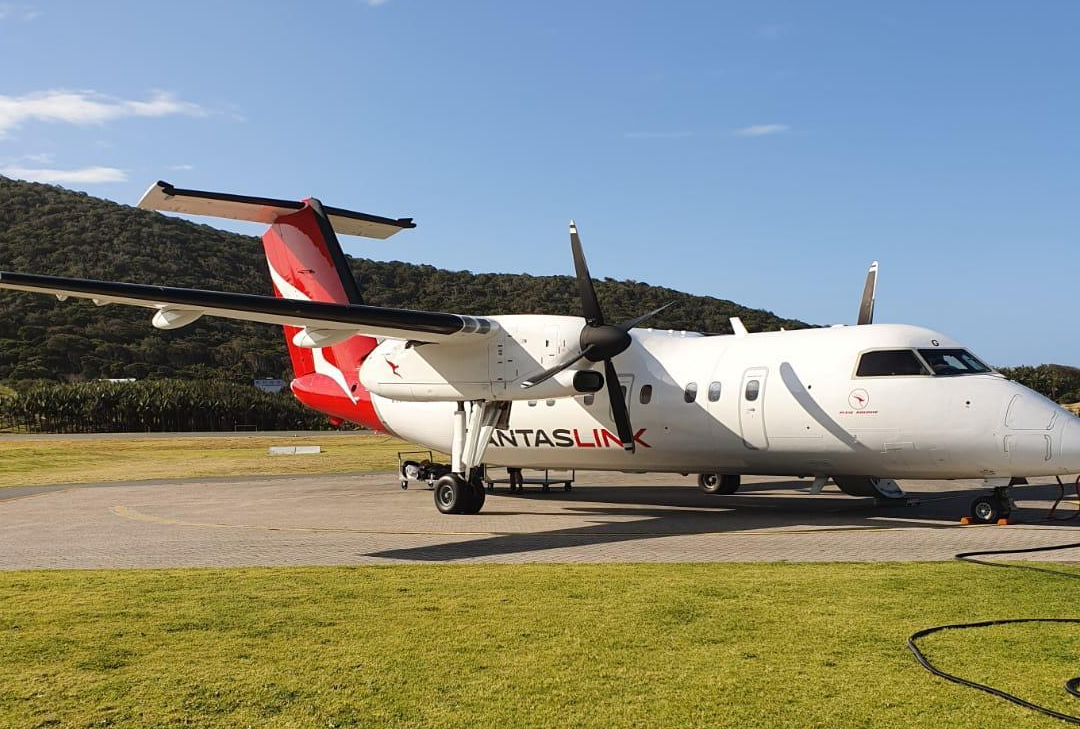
[
  {"left": 698, "top": 473, "right": 721, "bottom": 494},
  {"left": 717, "top": 474, "right": 741, "bottom": 495},
  {"left": 434, "top": 474, "right": 470, "bottom": 514},
  {"left": 970, "top": 495, "right": 1000, "bottom": 524},
  {"left": 463, "top": 479, "right": 486, "bottom": 514}
]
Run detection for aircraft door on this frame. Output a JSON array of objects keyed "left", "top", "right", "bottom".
[{"left": 739, "top": 367, "right": 769, "bottom": 450}]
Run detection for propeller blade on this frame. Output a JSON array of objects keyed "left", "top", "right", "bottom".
[
  {"left": 570, "top": 221, "right": 605, "bottom": 326},
  {"left": 603, "top": 358, "right": 635, "bottom": 453},
  {"left": 857, "top": 261, "right": 878, "bottom": 325},
  {"left": 521, "top": 346, "right": 594, "bottom": 388},
  {"left": 617, "top": 301, "right": 674, "bottom": 332}
]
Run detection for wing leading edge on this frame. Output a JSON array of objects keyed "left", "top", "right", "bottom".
[{"left": 0, "top": 271, "right": 497, "bottom": 344}]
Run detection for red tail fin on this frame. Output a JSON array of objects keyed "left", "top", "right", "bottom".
[{"left": 260, "top": 200, "right": 383, "bottom": 430}]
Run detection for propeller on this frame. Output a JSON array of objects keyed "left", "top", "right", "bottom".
[
  {"left": 857, "top": 261, "right": 878, "bottom": 325},
  {"left": 522, "top": 222, "right": 671, "bottom": 452}
]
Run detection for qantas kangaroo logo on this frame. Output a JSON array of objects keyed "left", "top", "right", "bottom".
[{"left": 385, "top": 357, "right": 402, "bottom": 378}]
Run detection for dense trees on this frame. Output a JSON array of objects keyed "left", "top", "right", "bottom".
[
  {"left": 0, "top": 177, "right": 807, "bottom": 386},
  {"left": 996, "top": 364, "right": 1080, "bottom": 405}
]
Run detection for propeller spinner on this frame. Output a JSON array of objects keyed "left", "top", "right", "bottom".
[{"left": 522, "top": 222, "right": 671, "bottom": 453}]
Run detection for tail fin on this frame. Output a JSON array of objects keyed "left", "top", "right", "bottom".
[
  {"left": 261, "top": 200, "right": 383, "bottom": 430},
  {"left": 137, "top": 180, "right": 414, "bottom": 431}
]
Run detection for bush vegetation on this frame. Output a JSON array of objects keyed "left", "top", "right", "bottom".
[{"left": 0, "top": 379, "right": 333, "bottom": 433}]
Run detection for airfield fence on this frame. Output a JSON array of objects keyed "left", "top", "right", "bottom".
[{"left": 0, "top": 379, "right": 340, "bottom": 434}]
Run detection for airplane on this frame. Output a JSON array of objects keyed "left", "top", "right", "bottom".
[{"left": 1, "top": 181, "right": 1077, "bottom": 524}]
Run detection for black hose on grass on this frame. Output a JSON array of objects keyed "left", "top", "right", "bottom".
[{"left": 908, "top": 541, "right": 1080, "bottom": 725}]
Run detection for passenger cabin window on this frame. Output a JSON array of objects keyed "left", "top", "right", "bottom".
[
  {"left": 856, "top": 350, "right": 929, "bottom": 377},
  {"left": 708, "top": 382, "right": 721, "bottom": 402},
  {"left": 745, "top": 380, "right": 760, "bottom": 401},
  {"left": 684, "top": 382, "right": 698, "bottom": 403},
  {"left": 918, "top": 349, "right": 992, "bottom": 376},
  {"left": 639, "top": 384, "right": 652, "bottom": 405}
]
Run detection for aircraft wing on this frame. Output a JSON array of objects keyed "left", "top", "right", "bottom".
[{"left": 0, "top": 271, "right": 496, "bottom": 344}]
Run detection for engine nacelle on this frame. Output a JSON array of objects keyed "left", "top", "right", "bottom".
[{"left": 359, "top": 314, "right": 600, "bottom": 402}]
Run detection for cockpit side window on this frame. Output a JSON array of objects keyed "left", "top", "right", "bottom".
[
  {"left": 856, "top": 350, "right": 929, "bottom": 377},
  {"left": 918, "top": 349, "right": 992, "bottom": 376}
]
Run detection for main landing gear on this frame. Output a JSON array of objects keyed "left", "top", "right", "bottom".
[
  {"left": 433, "top": 400, "right": 509, "bottom": 515},
  {"left": 969, "top": 485, "right": 1013, "bottom": 524},
  {"left": 434, "top": 472, "right": 487, "bottom": 515},
  {"left": 698, "top": 473, "right": 740, "bottom": 495}
]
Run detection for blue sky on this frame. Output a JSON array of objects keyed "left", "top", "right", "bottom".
[{"left": 1, "top": 1, "right": 1077, "bottom": 365}]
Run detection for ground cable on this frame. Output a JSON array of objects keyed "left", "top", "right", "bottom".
[{"left": 908, "top": 541, "right": 1080, "bottom": 724}]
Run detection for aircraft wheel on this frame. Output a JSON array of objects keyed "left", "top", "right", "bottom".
[
  {"left": 434, "top": 474, "right": 470, "bottom": 514},
  {"left": 969, "top": 495, "right": 1001, "bottom": 524},
  {"left": 698, "top": 473, "right": 722, "bottom": 493},
  {"left": 717, "top": 474, "right": 740, "bottom": 494},
  {"left": 463, "top": 477, "right": 486, "bottom": 514}
]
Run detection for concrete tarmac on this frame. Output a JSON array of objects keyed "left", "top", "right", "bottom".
[{"left": 2, "top": 471, "right": 1080, "bottom": 569}]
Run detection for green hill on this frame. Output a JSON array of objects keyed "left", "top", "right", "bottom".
[{"left": 0, "top": 177, "right": 808, "bottom": 384}]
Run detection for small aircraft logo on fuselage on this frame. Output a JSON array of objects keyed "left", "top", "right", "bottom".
[{"left": 848, "top": 388, "right": 870, "bottom": 410}]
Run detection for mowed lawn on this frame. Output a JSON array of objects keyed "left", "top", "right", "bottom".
[
  {"left": 2, "top": 563, "right": 1079, "bottom": 728},
  {"left": 0, "top": 434, "right": 427, "bottom": 487}
]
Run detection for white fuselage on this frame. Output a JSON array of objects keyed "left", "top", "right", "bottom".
[{"left": 362, "top": 318, "right": 1080, "bottom": 480}]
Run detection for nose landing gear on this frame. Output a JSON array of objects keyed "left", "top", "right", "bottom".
[{"left": 969, "top": 485, "right": 1014, "bottom": 524}]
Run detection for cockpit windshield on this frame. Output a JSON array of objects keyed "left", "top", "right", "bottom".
[
  {"left": 856, "top": 350, "right": 929, "bottom": 376},
  {"left": 917, "top": 349, "right": 992, "bottom": 376}
]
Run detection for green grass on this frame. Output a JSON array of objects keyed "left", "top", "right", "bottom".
[
  {"left": 0, "top": 434, "right": 439, "bottom": 487},
  {"left": 1, "top": 562, "right": 1078, "bottom": 728}
]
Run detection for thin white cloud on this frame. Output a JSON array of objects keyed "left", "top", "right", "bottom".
[
  {"left": 624, "top": 131, "right": 694, "bottom": 140},
  {"left": 365, "top": 0, "right": 391, "bottom": 6},
  {"left": 0, "top": 165, "right": 126, "bottom": 184},
  {"left": 22, "top": 152, "right": 54, "bottom": 163},
  {"left": 733, "top": 124, "right": 789, "bottom": 137},
  {"left": 168, "top": 163, "right": 194, "bottom": 171},
  {"left": 0, "top": 90, "right": 207, "bottom": 139},
  {"left": 0, "top": 4, "right": 39, "bottom": 22}
]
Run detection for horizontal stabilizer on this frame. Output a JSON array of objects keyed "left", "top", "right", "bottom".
[{"left": 137, "top": 181, "right": 415, "bottom": 239}]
